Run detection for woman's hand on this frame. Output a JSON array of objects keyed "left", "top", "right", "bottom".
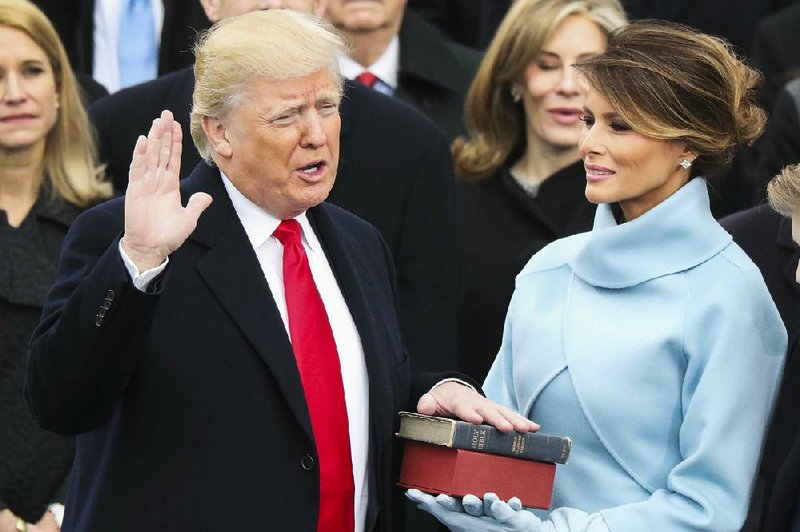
[
  {"left": 121, "top": 110, "right": 213, "bottom": 272},
  {"left": 406, "top": 490, "right": 541, "bottom": 531}
]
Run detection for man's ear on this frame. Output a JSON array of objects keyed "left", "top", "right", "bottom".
[
  {"left": 202, "top": 116, "right": 233, "bottom": 159},
  {"left": 198, "top": 0, "right": 221, "bottom": 23}
]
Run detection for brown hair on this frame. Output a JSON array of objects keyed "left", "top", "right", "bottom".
[
  {"left": 767, "top": 163, "right": 800, "bottom": 216},
  {"left": 452, "top": 0, "right": 627, "bottom": 179},
  {"left": 574, "top": 20, "right": 766, "bottom": 178},
  {"left": 0, "top": 0, "right": 111, "bottom": 206}
]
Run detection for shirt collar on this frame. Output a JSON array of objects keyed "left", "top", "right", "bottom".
[
  {"left": 569, "top": 178, "right": 732, "bottom": 288},
  {"left": 219, "top": 170, "right": 324, "bottom": 255},
  {"left": 337, "top": 36, "right": 400, "bottom": 88}
]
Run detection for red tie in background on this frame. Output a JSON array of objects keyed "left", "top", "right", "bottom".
[
  {"left": 355, "top": 71, "right": 378, "bottom": 89},
  {"left": 273, "top": 220, "right": 355, "bottom": 532}
]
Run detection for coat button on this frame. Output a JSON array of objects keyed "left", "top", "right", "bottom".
[
  {"left": 106, "top": 290, "right": 115, "bottom": 300},
  {"left": 95, "top": 315, "right": 103, "bottom": 326},
  {"left": 300, "top": 454, "right": 315, "bottom": 471}
]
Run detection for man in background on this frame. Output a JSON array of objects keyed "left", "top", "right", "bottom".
[{"left": 325, "top": 0, "right": 481, "bottom": 140}]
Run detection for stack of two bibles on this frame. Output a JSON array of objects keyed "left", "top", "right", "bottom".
[{"left": 396, "top": 412, "right": 571, "bottom": 509}]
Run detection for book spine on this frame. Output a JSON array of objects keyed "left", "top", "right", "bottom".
[{"left": 451, "top": 424, "right": 570, "bottom": 464}]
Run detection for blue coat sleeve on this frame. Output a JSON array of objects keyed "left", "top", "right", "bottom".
[{"left": 598, "top": 257, "right": 787, "bottom": 531}]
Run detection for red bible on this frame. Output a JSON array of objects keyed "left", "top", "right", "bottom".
[{"left": 398, "top": 440, "right": 556, "bottom": 509}]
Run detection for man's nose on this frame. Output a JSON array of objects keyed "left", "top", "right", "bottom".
[{"left": 301, "top": 111, "right": 327, "bottom": 147}]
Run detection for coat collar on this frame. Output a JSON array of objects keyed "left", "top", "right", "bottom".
[{"left": 570, "top": 178, "right": 732, "bottom": 289}]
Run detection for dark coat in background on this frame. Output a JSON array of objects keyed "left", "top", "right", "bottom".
[
  {"left": 754, "top": 80, "right": 800, "bottom": 193},
  {"left": 33, "top": 0, "right": 210, "bottom": 79},
  {"left": 407, "top": 0, "right": 511, "bottom": 50},
  {"left": 456, "top": 160, "right": 596, "bottom": 383},
  {"left": 749, "top": 2, "right": 800, "bottom": 111},
  {"left": 89, "top": 68, "right": 458, "bottom": 375},
  {"left": 26, "top": 164, "right": 466, "bottom": 530},
  {"left": 720, "top": 205, "right": 800, "bottom": 531},
  {"left": 395, "top": 10, "right": 482, "bottom": 141},
  {"left": 723, "top": 77, "right": 800, "bottom": 213},
  {"left": 0, "top": 197, "right": 80, "bottom": 523}
]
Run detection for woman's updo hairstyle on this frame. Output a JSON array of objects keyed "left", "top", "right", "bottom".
[{"left": 574, "top": 20, "right": 765, "bottom": 178}]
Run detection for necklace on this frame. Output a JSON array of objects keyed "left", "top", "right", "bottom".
[{"left": 509, "top": 168, "right": 542, "bottom": 198}]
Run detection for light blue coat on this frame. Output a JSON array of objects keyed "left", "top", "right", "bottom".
[{"left": 484, "top": 178, "right": 787, "bottom": 531}]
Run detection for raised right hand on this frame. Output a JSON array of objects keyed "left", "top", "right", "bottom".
[{"left": 121, "top": 110, "right": 212, "bottom": 272}]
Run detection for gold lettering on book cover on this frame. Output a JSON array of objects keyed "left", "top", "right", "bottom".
[
  {"left": 511, "top": 434, "right": 525, "bottom": 455},
  {"left": 471, "top": 428, "right": 487, "bottom": 450}
]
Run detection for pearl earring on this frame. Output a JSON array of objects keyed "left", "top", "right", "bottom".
[
  {"left": 511, "top": 86, "right": 522, "bottom": 102},
  {"left": 680, "top": 159, "right": 692, "bottom": 170}
]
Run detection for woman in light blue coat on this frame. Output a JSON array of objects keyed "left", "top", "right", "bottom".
[{"left": 409, "top": 20, "right": 788, "bottom": 531}]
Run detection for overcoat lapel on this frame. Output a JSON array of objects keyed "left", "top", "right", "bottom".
[
  {"left": 182, "top": 163, "right": 313, "bottom": 441},
  {"left": 308, "top": 205, "right": 393, "bottom": 530},
  {"left": 307, "top": 205, "right": 393, "bottom": 445}
]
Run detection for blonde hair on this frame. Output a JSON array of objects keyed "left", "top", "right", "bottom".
[
  {"left": 574, "top": 20, "right": 766, "bottom": 178},
  {"left": 767, "top": 163, "right": 800, "bottom": 216},
  {"left": 453, "top": 0, "right": 627, "bottom": 179},
  {"left": 190, "top": 10, "right": 346, "bottom": 163},
  {"left": 0, "top": 0, "right": 110, "bottom": 206}
]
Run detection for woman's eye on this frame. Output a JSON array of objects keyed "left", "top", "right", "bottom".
[
  {"left": 579, "top": 115, "right": 594, "bottom": 127},
  {"left": 23, "top": 66, "right": 44, "bottom": 76},
  {"left": 610, "top": 122, "right": 631, "bottom": 132},
  {"left": 537, "top": 62, "right": 559, "bottom": 71}
]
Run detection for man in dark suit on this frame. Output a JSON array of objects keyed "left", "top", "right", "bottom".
[
  {"left": 33, "top": 0, "right": 210, "bottom": 89},
  {"left": 89, "top": 0, "right": 457, "bottom": 376},
  {"left": 721, "top": 169, "right": 800, "bottom": 531},
  {"left": 26, "top": 10, "right": 533, "bottom": 530},
  {"left": 324, "top": 0, "right": 481, "bottom": 140}
]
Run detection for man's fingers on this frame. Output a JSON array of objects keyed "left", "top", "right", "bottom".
[
  {"left": 144, "top": 118, "right": 164, "bottom": 174},
  {"left": 185, "top": 193, "right": 213, "bottom": 222},
  {"left": 167, "top": 121, "right": 183, "bottom": 174},
  {"left": 477, "top": 405, "right": 539, "bottom": 433},
  {"left": 158, "top": 111, "right": 174, "bottom": 169},
  {"left": 415, "top": 392, "right": 439, "bottom": 415},
  {"left": 128, "top": 135, "right": 148, "bottom": 182}
]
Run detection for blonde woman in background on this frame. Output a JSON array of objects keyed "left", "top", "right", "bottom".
[
  {"left": 0, "top": 1, "right": 110, "bottom": 530},
  {"left": 454, "top": 0, "right": 626, "bottom": 382}
]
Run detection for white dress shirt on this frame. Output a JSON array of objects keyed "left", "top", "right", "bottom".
[
  {"left": 93, "top": 0, "right": 164, "bottom": 93},
  {"left": 338, "top": 36, "right": 400, "bottom": 92},
  {"left": 120, "top": 171, "right": 370, "bottom": 531}
]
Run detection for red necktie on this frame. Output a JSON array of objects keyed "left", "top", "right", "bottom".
[
  {"left": 273, "top": 219, "right": 355, "bottom": 532},
  {"left": 355, "top": 71, "right": 378, "bottom": 88}
]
